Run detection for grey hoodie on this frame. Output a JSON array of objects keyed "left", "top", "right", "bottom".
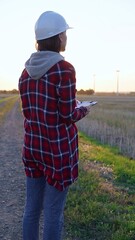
[{"left": 25, "top": 51, "right": 64, "bottom": 80}]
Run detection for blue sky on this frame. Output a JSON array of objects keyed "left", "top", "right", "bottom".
[{"left": 0, "top": 0, "right": 135, "bottom": 92}]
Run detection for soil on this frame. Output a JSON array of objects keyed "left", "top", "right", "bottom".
[
  {"left": 0, "top": 99, "right": 25, "bottom": 240},
  {"left": 0, "top": 99, "right": 63, "bottom": 240}
]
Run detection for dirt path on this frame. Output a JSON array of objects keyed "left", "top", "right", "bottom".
[
  {"left": 0, "top": 99, "right": 25, "bottom": 240},
  {"left": 0, "top": 99, "right": 77, "bottom": 240}
]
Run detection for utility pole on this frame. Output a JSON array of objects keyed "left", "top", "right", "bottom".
[
  {"left": 116, "top": 70, "right": 120, "bottom": 95},
  {"left": 93, "top": 74, "right": 96, "bottom": 93}
]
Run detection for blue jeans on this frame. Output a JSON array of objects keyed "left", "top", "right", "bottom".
[{"left": 23, "top": 177, "right": 68, "bottom": 240}]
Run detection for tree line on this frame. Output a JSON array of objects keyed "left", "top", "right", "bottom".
[
  {"left": 0, "top": 89, "right": 95, "bottom": 95},
  {"left": 0, "top": 89, "right": 19, "bottom": 94},
  {"left": 0, "top": 89, "right": 135, "bottom": 96}
]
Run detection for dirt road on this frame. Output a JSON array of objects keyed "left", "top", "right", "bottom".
[
  {"left": 0, "top": 99, "right": 68, "bottom": 240},
  {"left": 0, "top": 99, "right": 25, "bottom": 240}
]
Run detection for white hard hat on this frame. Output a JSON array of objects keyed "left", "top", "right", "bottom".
[{"left": 35, "top": 11, "right": 71, "bottom": 40}]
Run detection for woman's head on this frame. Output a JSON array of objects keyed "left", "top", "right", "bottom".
[
  {"left": 35, "top": 11, "right": 69, "bottom": 52},
  {"left": 36, "top": 31, "right": 67, "bottom": 53}
]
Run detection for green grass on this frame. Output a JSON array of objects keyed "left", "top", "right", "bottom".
[
  {"left": 0, "top": 94, "right": 19, "bottom": 123},
  {"left": 64, "top": 132, "right": 135, "bottom": 240}
]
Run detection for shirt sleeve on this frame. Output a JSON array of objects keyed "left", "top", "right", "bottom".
[{"left": 58, "top": 66, "right": 87, "bottom": 124}]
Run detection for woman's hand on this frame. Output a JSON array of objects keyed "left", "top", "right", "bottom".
[{"left": 85, "top": 105, "right": 91, "bottom": 114}]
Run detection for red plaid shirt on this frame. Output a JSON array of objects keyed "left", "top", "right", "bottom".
[{"left": 19, "top": 60, "right": 87, "bottom": 191}]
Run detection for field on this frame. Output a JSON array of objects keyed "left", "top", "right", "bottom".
[
  {"left": 76, "top": 95, "right": 135, "bottom": 159},
  {"left": 0, "top": 94, "right": 135, "bottom": 240}
]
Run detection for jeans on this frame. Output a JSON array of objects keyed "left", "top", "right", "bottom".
[{"left": 23, "top": 177, "right": 68, "bottom": 240}]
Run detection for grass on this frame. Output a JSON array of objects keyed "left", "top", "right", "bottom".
[
  {"left": 76, "top": 95, "right": 135, "bottom": 159},
  {"left": 0, "top": 94, "right": 19, "bottom": 123},
  {"left": 64, "top": 132, "right": 135, "bottom": 240}
]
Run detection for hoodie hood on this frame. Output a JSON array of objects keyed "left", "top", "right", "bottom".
[{"left": 25, "top": 51, "right": 64, "bottom": 79}]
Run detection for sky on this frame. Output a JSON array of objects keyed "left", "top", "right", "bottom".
[{"left": 0, "top": 0, "right": 135, "bottom": 92}]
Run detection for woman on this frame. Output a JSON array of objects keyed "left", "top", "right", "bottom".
[{"left": 19, "top": 11, "right": 91, "bottom": 240}]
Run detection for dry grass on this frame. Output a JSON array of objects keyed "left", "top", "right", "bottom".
[
  {"left": 77, "top": 95, "right": 135, "bottom": 159},
  {"left": 0, "top": 94, "right": 19, "bottom": 124}
]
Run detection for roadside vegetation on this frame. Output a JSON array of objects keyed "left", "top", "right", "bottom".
[
  {"left": 64, "top": 95, "right": 135, "bottom": 239},
  {"left": 0, "top": 94, "right": 19, "bottom": 124},
  {"left": 64, "top": 132, "right": 135, "bottom": 240}
]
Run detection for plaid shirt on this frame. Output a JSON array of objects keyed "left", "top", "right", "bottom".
[{"left": 19, "top": 60, "right": 87, "bottom": 191}]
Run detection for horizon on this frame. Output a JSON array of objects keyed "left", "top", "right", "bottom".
[{"left": 0, "top": 89, "right": 135, "bottom": 95}]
